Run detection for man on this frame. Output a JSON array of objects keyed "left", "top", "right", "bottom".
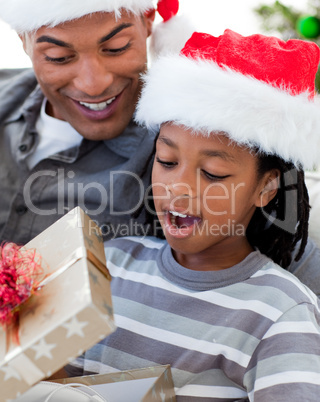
[
  {"left": 0, "top": 0, "right": 319, "bottom": 297},
  {"left": 0, "top": 0, "right": 191, "bottom": 244}
]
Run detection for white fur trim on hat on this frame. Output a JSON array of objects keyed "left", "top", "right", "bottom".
[
  {"left": 0, "top": 0, "right": 155, "bottom": 32},
  {"left": 136, "top": 54, "right": 320, "bottom": 170},
  {"left": 149, "top": 14, "right": 195, "bottom": 60}
]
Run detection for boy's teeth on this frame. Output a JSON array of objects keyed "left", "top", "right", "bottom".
[
  {"left": 169, "top": 210, "right": 187, "bottom": 218},
  {"left": 79, "top": 97, "right": 116, "bottom": 111}
]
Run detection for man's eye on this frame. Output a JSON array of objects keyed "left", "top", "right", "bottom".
[
  {"left": 156, "top": 157, "right": 177, "bottom": 168},
  {"left": 44, "top": 55, "right": 70, "bottom": 64},
  {"left": 104, "top": 42, "right": 131, "bottom": 54}
]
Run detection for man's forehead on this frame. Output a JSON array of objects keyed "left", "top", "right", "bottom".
[
  {"left": 33, "top": 12, "right": 136, "bottom": 35},
  {"left": 21, "top": 13, "right": 143, "bottom": 52}
]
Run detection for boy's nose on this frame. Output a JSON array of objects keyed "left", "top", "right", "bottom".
[{"left": 166, "top": 182, "right": 194, "bottom": 198}]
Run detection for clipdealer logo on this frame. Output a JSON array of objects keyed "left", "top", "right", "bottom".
[
  {"left": 23, "top": 169, "right": 144, "bottom": 216},
  {"left": 22, "top": 167, "right": 299, "bottom": 236}
]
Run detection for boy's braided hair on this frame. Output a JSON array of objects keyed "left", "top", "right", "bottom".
[{"left": 246, "top": 153, "right": 310, "bottom": 269}]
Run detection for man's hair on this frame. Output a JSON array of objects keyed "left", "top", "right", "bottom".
[{"left": 246, "top": 154, "right": 310, "bottom": 268}]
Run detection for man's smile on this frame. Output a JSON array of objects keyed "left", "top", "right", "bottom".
[
  {"left": 79, "top": 97, "right": 116, "bottom": 111},
  {"left": 70, "top": 91, "right": 123, "bottom": 121}
]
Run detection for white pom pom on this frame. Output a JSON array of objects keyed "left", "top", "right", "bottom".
[{"left": 149, "top": 14, "right": 195, "bottom": 61}]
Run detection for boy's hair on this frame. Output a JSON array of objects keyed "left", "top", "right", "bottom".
[{"left": 246, "top": 154, "right": 309, "bottom": 268}]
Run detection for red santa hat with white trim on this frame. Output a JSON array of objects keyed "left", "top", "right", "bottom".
[
  {"left": 0, "top": 0, "right": 193, "bottom": 57},
  {"left": 136, "top": 29, "right": 320, "bottom": 170}
]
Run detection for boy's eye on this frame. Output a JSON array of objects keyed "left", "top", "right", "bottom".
[
  {"left": 156, "top": 157, "right": 177, "bottom": 168},
  {"left": 202, "top": 169, "right": 230, "bottom": 181}
]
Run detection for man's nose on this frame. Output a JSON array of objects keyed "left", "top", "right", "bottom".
[{"left": 73, "top": 57, "right": 113, "bottom": 97}]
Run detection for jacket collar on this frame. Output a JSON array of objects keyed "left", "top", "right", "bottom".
[{"left": 5, "top": 84, "right": 43, "bottom": 127}]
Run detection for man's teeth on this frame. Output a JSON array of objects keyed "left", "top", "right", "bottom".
[
  {"left": 79, "top": 97, "right": 116, "bottom": 111},
  {"left": 169, "top": 210, "right": 187, "bottom": 218}
]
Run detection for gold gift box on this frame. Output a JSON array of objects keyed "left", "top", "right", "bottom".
[
  {"left": 0, "top": 207, "right": 116, "bottom": 401},
  {"left": 50, "top": 364, "right": 176, "bottom": 401}
]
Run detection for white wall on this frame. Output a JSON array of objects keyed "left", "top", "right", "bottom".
[{"left": 0, "top": 22, "right": 31, "bottom": 68}]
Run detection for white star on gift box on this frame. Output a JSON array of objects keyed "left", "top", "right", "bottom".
[
  {"left": 0, "top": 365, "right": 21, "bottom": 381},
  {"left": 64, "top": 213, "right": 80, "bottom": 231},
  {"left": 31, "top": 338, "right": 56, "bottom": 360},
  {"left": 62, "top": 316, "right": 88, "bottom": 338}
]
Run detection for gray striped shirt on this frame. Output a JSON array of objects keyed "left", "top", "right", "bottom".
[{"left": 68, "top": 236, "right": 320, "bottom": 401}]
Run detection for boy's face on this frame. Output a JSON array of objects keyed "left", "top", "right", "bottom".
[
  {"left": 152, "top": 124, "right": 278, "bottom": 270},
  {"left": 21, "top": 11, "right": 154, "bottom": 141}
]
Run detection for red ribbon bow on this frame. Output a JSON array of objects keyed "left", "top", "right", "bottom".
[{"left": 0, "top": 243, "right": 43, "bottom": 329}]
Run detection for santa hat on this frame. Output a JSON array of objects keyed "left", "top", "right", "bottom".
[{"left": 136, "top": 29, "right": 320, "bottom": 170}]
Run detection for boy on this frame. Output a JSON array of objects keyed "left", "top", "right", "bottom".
[{"left": 67, "top": 30, "right": 320, "bottom": 400}]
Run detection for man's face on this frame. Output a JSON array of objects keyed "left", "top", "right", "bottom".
[{"left": 21, "top": 11, "right": 154, "bottom": 140}]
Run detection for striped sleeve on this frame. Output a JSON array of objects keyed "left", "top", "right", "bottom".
[{"left": 245, "top": 302, "right": 320, "bottom": 400}]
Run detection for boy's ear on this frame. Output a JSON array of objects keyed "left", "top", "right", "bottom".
[
  {"left": 144, "top": 8, "right": 156, "bottom": 37},
  {"left": 255, "top": 169, "right": 280, "bottom": 208}
]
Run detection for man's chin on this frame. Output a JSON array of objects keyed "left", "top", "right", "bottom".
[{"left": 76, "top": 125, "right": 128, "bottom": 141}]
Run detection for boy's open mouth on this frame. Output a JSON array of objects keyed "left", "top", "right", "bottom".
[{"left": 169, "top": 210, "right": 201, "bottom": 228}]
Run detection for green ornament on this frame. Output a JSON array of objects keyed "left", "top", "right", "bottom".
[{"left": 297, "top": 15, "right": 320, "bottom": 38}]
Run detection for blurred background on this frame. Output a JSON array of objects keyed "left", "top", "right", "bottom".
[{"left": 0, "top": 0, "right": 313, "bottom": 69}]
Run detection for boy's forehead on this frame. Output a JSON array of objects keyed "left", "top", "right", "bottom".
[
  {"left": 159, "top": 122, "right": 228, "bottom": 141},
  {"left": 158, "top": 123, "right": 254, "bottom": 160}
]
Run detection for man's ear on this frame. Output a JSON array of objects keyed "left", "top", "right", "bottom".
[
  {"left": 18, "top": 33, "right": 30, "bottom": 56},
  {"left": 255, "top": 169, "right": 280, "bottom": 208},
  {"left": 144, "top": 8, "right": 156, "bottom": 37}
]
